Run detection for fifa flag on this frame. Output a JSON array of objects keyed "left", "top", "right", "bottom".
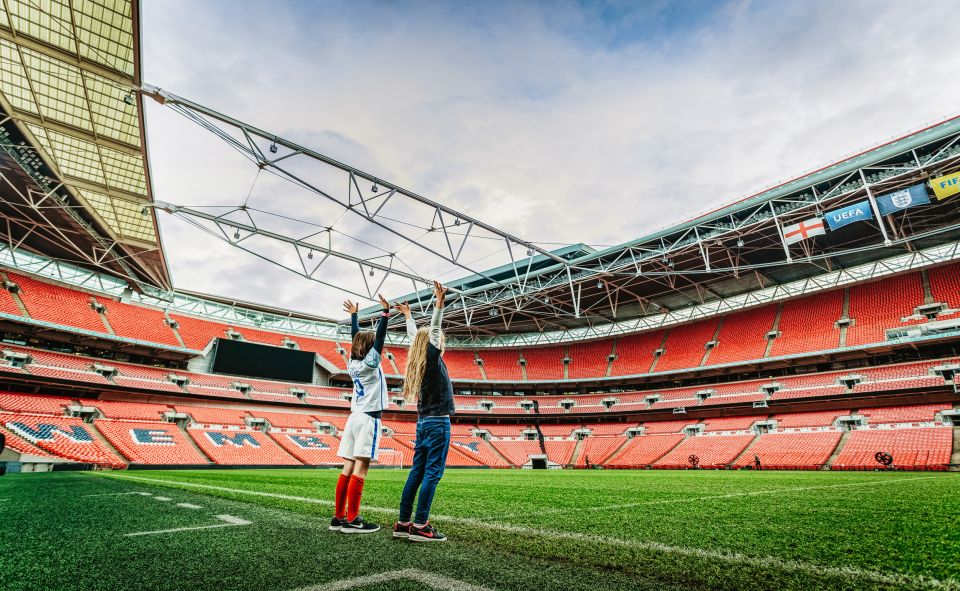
[
  {"left": 876, "top": 184, "right": 930, "bottom": 216},
  {"left": 782, "top": 217, "right": 825, "bottom": 245},
  {"left": 930, "top": 171, "right": 960, "bottom": 200},
  {"left": 824, "top": 200, "right": 873, "bottom": 230}
]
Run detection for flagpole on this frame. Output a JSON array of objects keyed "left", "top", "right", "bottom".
[
  {"left": 859, "top": 169, "right": 892, "bottom": 246},
  {"left": 769, "top": 201, "right": 793, "bottom": 263}
]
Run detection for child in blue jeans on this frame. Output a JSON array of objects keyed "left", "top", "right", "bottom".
[{"left": 393, "top": 281, "right": 455, "bottom": 542}]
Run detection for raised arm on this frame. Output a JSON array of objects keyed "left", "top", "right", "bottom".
[
  {"left": 430, "top": 281, "right": 447, "bottom": 347},
  {"left": 395, "top": 302, "right": 417, "bottom": 340},
  {"left": 343, "top": 300, "right": 360, "bottom": 337},
  {"left": 372, "top": 294, "right": 390, "bottom": 354}
]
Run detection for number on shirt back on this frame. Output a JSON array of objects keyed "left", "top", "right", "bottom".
[{"left": 353, "top": 378, "right": 365, "bottom": 398}]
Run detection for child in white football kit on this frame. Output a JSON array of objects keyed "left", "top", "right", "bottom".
[{"left": 330, "top": 294, "right": 391, "bottom": 534}]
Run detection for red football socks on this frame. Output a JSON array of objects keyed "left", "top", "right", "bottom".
[
  {"left": 334, "top": 474, "right": 349, "bottom": 519},
  {"left": 346, "top": 475, "right": 366, "bottom": 522}
]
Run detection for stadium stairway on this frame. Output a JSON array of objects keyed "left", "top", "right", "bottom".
[
  {"left": 823, "top": 430, "right": 852, "bottom": 470},
  {"left": 729, "top": 432, "right": 763, "bottom": 467},
  {"left": 1, "top": 273, "right": 30, "bottom": 316},
  {"left": 88, "top": 421, "right": 127, "bottom": 465},
  {"left": 837, "top": 289, "right": 851, "bottom": 348},
  {"left": 566, "top": 437, "right": 585, "bottom": 468},
  {"left": 474, "top": 352, "right": 488, "bottom": 380},
  {"left": 762, "top": 304, "right": 783, "bottom": 359},
  {"left": 599, "top": 436, "right": 634, "bottom": 466},
  {"left": 482, "top": 438, "right": 515, "bottom": 467},
  {"left": 178, "top": 422, "right": 215, "bottom": 463}
]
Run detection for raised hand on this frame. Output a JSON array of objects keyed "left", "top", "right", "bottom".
[
  {"left": 377, "top": 294, "right": 390, "bottom": 310},
  {"left": 394, "top": 301, "right": 412, "bottom": 316},
  {"left": 433, "top": 281, "right": 448, "bottom": 308},
  {"left": 343, "top": 300, "right": 359, "bottom": 314}
]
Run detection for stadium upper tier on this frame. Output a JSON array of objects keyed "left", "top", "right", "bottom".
[{"left": 2, "top": 262, "right": 960, "bottom": 384}]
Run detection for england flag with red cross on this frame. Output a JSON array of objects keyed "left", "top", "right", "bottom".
[{"left": 782, "top": 217, "right": 825, "bottom": 245}]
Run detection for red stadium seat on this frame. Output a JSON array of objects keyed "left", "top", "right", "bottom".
[
  {"left": 187, "top": 428, "right": 301, "bottom": 465},
  {"left": 604, "top": 433, "right": 684, "bottom": 467},
  {"left": 846, "top": 273, "right": 924, "bottom": 347},
  {"left": 831, "top": 427, "right": 951, "bottom": 470},
  {"left": 737, "top": 431, "right": 842, "bottom": 470},
  {"left": 655, "top": 319, "right": 720, "bottom": 372},
  {"left": 652, "top": 434, "right": 754, "bottom": 469},
  {"left": 1, "top": 413, "right": 124, "bottom": 467},
  {"left": 95, "top": 420, "right": 209, "bottom": 464},
  {"left": 610, "top": 330, "right": 665, "bottom": 376},
  {"left": 7, "top": 272, "right": 108, "bottom": 334},
  {"left": 706, "top": 305, "right": 778, "bottom": 366},
  {"left": 97, "top": 298, "right": 180, "bottom": 347},
  {"left": 769, "top": 290, "right": 842, "bottom": 357}
]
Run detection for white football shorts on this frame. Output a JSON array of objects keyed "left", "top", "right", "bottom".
[{"left": 336, "top": 411, "right": 381, "bottom": 461}]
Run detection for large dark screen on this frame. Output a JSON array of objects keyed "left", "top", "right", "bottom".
[{"left": 210, "top": 338, "right": 315, "bottom": 383}]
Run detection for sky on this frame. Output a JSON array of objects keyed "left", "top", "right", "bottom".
[{"left": 140, "top": 0, "right": 960, "bottom": 319}]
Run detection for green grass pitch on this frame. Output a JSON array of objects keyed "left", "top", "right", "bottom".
[{"left": 0, "top": 469, "right": 957, "bottom": 591}]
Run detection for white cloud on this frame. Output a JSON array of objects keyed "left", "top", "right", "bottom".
[{"left": 141, "top": 0, "right": 960, "bottom": 318}]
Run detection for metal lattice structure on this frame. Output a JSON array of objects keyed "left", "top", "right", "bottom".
[
  {"left": 2, "top": 1, "right": 960, "bottom": 342},
  {"left": 142, "top": 85, "right": 960, "bottom": 337}
]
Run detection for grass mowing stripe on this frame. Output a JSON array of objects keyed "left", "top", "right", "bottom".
[
  {"left": 490, "top": 474, "right": 950, "bottom": 519},
  {"left": 100, "top": 473, "right": 960, "bottom": 590},
  {"left": 290, "top": 568, "right": 496, "bottom": 591}
]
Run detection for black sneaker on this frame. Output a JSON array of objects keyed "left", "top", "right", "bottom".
[
  {"left": 409, "top": 522, "right": 447, "bottom": 543},
  {"left": 340, "top": 516, "right": 380, "bottom": 534},
  {"left": 392, "top": 522, "right": 411, "bottom": 539},
  {"left": 329, "top": 517, "right": 345, "bottom": 531}
]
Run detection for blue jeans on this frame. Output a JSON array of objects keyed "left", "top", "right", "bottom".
[{"left": 399, "top": 416, "right": 451, "bottom": 524}]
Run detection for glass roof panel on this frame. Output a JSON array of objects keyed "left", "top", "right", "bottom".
[
  {"left": 31, "top": 124, "right": 107, "bottom": 185},
  {"left": 19, "top": 45, "right": 94, "bottom": 132},
  {"left": 110, "top": 194, "right": 155, "bottom": 241},
  {"left": 80, "top": 190, "right": 155, "bottom": 242},
  {"left": 80, "top": 187, "right": 117, "bottom": 226},
  {"left": 71, "top": 0, "right": 134, "bottom": 76},
  {"left": 3, "top": 0, "right": 160, "bottom": 252},
  {"left": 83, "top": 70, "right": 139, "bottom": 146},
  {"left": 99, "top": 144, "right": 145, "bottom": 195},
  {"left": 0, "top": 39, "right": 39, "bottom": 114},
  {"left": 6, "top": 0, "right": 77, "bottom": 56},
  {"left": 25, "top": 122, "right": 55, "bottom": 159}
]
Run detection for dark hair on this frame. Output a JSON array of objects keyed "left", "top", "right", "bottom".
[{"left": 351, "top": 331, "right": 375, "bottom": 360}]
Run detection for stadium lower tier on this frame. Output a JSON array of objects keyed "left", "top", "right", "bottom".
[{"left": 1, "top": 392, "right": 956, "bottom": 471}]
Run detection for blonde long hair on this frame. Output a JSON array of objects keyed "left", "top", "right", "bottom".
[{"left": 402, "top": 327, "right": 446, "bottom": 402}]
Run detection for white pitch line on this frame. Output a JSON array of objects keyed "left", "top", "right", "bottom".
[
  {"left": 290, "top": 568, "right": 496, "bottom": 591},
  {"left": 176, "top": 503, "right": 203, "bottom": 510},
  {"left": 83, "top": 491, "right": 152, "bottom": 498},
  {"left": 153, "top": 496, "right": 172, "bottom": 502},
  {"left": 124, "top": 514, "right": 251, "bottom": 537},
  {"left": 102, "top": 473, "right": 960, "bottom": 590},
  {"left": 491, "top": 475, "right": 948, "bottom": 519}
]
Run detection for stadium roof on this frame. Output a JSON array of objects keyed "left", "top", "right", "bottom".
[
  {"left": 372, "top": 115, "right": 960, "bottom": 339},
  {"left": 0, "top": 0, "right": 168, "bottom": 290}
]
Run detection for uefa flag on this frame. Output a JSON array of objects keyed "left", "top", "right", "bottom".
[
  {"left": 782, "top": 217, "right": 825, "bottom": 245},
  {"left": 930, "top": 171, "right": 960, "bottom": 200},
  {"left": 825, "top": 200, "right": 873, "bottom": 230},
  {"left": 876, "top": 184, "right": 930, "bottom": 216}
]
